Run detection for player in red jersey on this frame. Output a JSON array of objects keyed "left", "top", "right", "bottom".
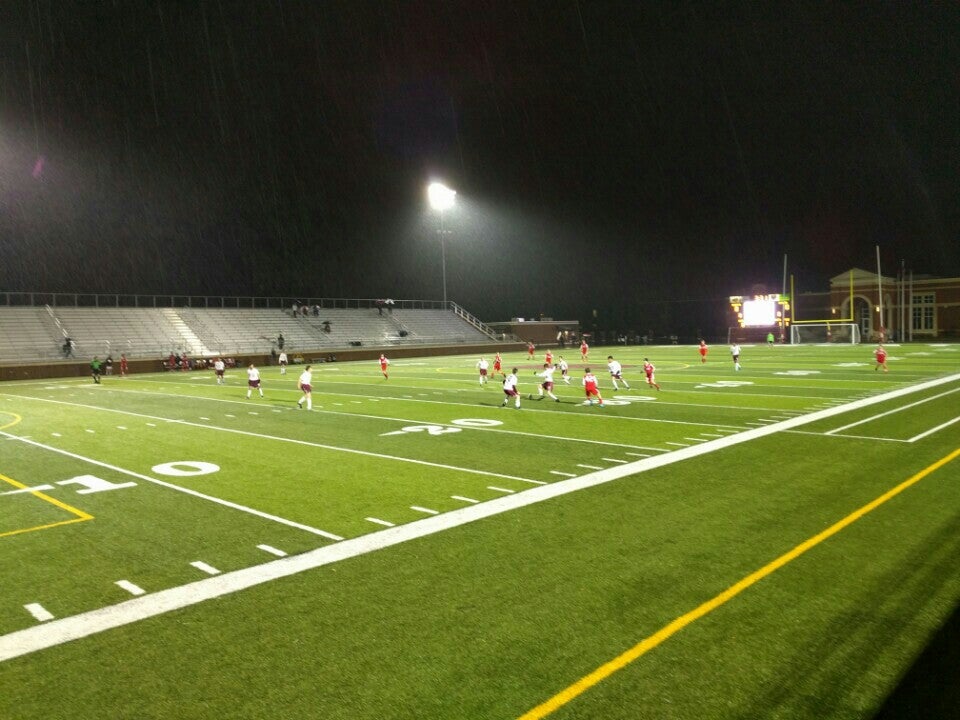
[
  {"left": 527, "top": 342, "right": 535, "bottom": 359},
  {"left": 544, "top": 349, "right": 553, "bottom": 366},
  {"left": 580, "top": 339, "right": 589, "bottom": 362},
  {"left": 698, "top": 340, "right": 708, "bottom": 364},
  {"left": 119, "top": 353, "right": 129, "bottom": 377},
  {"left": 643, "top": 358, "right": 661, "bottom": 390},
  {"left": 873, "top": 344, "right": 888, "bottom": 372},
  {"left": 493, "top": 352, "right": 504, "bottom": 379},
  {"left": 582, "top": 368, "right": 604, "bottom": 407},
  {"left": 379, "top": 353, "right": 390, "bottom": 379}
]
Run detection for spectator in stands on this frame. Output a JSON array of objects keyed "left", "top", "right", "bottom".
[
  {"left": 277, "top": 333, "right": 285, "bottom": 350},
  {"left": 291, "top": 301, "right": 299, "bottom": 316},
  {"left": 300, "top": 303, "right": 309, "bottom": 317},
  {"left": 385, "top": 298, "right": 395, "bottom": 314},
  {"left": 63, "top": 338, "right": 74, "bottom": 358},
  {"left": 323, "top": 320, "right": 331, "bottom": 333},
  {"left": 168, "top": 353, "right": 177, "bottom": 371},
  {"left": 376, "top": 299, "right": 384, "bottom": 316},
  {"left": 312, "top": 304, "right": 320, "bottom": 317}
]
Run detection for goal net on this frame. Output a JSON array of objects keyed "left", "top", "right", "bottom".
[{"left": 790, "top": 323, "right": 861, "bottom": 344}]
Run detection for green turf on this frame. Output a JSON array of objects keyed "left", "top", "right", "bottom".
[{"left": 0, "top": 342, "right": 958, "bottom": 719}]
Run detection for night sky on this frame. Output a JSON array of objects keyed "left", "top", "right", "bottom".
[{"left": 1, "top": 1, "right": 958, "bottom": 334}]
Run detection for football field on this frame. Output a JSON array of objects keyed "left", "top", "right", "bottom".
[{"left": 1, "top": 343, "right": 958, "bottom": 719}]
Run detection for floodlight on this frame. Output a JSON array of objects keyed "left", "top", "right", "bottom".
[{"left": 428, "top": 182, "right": 456, "bottom": 211}]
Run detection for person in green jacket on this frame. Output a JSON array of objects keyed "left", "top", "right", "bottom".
[{"left": 91, "top": 357, "right": 102, "bottom": 384}]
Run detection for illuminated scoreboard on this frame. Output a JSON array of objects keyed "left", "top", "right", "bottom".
[{"left": 729, "top": 294, "right": 791, "bottom": 328}]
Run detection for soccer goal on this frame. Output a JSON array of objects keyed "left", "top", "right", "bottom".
[{"left": 790, "top": 323, "right": 861, "bottom": 344}]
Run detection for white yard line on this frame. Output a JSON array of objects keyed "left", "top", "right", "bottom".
[
  {"left": 908, "top": 415, "right": 960, "bottom": 443},
  {"left": 826, "top": 387, "right": 960, "bottom": 435},
  {"left": 450, "top": 495, "right": 479, "bottom": 504},
  {"left": 785, "top": 429, "right": 909, "bottom": 443},
  {"left": 0, "top": 429, "right": 344, "bottom": 541},
  {"left": 107, "top": 387, "right": 673, "bottom": 453},
  {"left": 0, "top": 394, "right": 542, "bottom": 486},
  {"left": 576, "top": 464, "right": 603, "bottom": 470},
  {"left": 550, "top": 471, "right": 578, "bottom": 478},
  {"left": 487, "top": 486, "right": 515, "bottom": 494},
  {"left": 601, "top": 458, "right": 628, "bottom": 464},
  {"left": 0, "top": 373, "right": 956, "bottom": 664}
]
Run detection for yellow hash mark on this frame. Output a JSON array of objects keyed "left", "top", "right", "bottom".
[
  {"left": 517, "top": 447, "right": 960, "bottom": 720},
  {"left": 0, "top": 468, "right": 94, "bottom": 539}
]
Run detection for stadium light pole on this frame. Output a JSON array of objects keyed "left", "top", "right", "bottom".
[{"left": 428, "top": 182, "right": 456, "bottom": 307}]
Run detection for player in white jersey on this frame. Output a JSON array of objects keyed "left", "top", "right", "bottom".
[
  {"left": 557, "top": 356, "right": 570, "bottom": 384},
  {"left": 501, "top": 367, "right": 521, "bottom": 408},
  {"left": 297, "top": 365, "right": 313, "bottom": 410},
  {"left": 606, "top": 355, "right": 630, "bottom": 391},
  {"left": 477, "top": 357, "right": 490, "bottom": 385},
  {"left": 531, "top": 363, "right": 559, "bottom": 401},
  {"left": 278, "top": 351, "right": 288, "bottom": 375},
  {"left": 246, "top": 363, "right": 263, "bottom": 398},
  {"left": 730, "top": 344, "right": 742, "bottom": 371},
  {"left": 213, "top": 358, "right": 225, "bottom": 385}
]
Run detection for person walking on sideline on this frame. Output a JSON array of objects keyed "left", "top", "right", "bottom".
[
  {"left": 119, "top": 353, "right": 129, "bottom": 377},
  {"left": 297, "top": 365, "right": 313, "bottom": 410}
]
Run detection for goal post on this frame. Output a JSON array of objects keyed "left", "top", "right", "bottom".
[{"left": 790, "top": 323, "right": 861, "bottom": 344}]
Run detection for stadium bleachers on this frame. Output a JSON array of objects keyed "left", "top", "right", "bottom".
[{"left": 0, "top": 304, "right": 495, "bottom": 364}]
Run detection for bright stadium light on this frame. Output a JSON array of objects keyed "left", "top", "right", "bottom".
[
  {"left": 428, "top": 182, "right": 456, "bottom": 211},
  {"left": 427, "top": 182, "right": 456, "bottom": 306}
]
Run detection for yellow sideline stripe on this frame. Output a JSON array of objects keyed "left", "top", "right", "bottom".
[
  {"left": 518, "top": 447, "right": 960, "bottom": 720},
  {"left": 0, "top": 412, "right": 94, "bottom": 537}
]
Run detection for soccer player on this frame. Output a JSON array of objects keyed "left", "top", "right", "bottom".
[
  {"left": 643, "top": 358, "right": 661, "bottom": 390},
  {"left": 766, "top": 332, "right": 775, "bottom": 347},
  {"left": 477, "top": 357, "right": 490, "bottom": 385},
  {"left": 119, "top": 353, "right": 128, "bottom": 377},
  {"left": 544, "top": 349, "right": 554, "bottom": 366},
  {"left": 297, "top": 365, "right": 313, "bottom": 409},
  {"left": 278, "top": 350, "right": 288, "bottom": 375},
  {"left": 698, "top": 340, "right": 708, "bottom": 363},
  {"left": 527, "top": 342, "right": 535, "bottom": 359},
  {"left": 493, "top": 352, "right": 504, "bottom": 379},
  {"left": 90, "top": 357, "right": 102, "bottom": 384},
  {"left": 246, "top": 363, "right": 263, "bottom": 398},
  {"left": 379, "top": 353, "right": 390, "bottom": 379},
  {"left": 501, "top": 367, "right": 521, "bottom": 408},
  {"left": 580, "top": 339, "right": 589, "bottom": 362},
  {"left": 531, "top": 363, "right": 560, "bottom": 402},
  {"left": 874, "top": 344, "right": 888, "bottom": 372},
  {"left": 214, "top": 357, "right": 226, "bottom": 384},
  {"left": 606, "top": 355, "right": 630, "bottom": 391},
  {"left": 558, "top": 356, "right": 571, "bottom": 384},
  {"left": 582, "top": 368, "right": 603, "bottom": 406},
  {"left": 730, "top": 343, "right": 742, "bottom": 371}
]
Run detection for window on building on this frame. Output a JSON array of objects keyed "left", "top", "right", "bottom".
[{"left": 912, "top": 294, "right": 935, "bottom": 331}]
